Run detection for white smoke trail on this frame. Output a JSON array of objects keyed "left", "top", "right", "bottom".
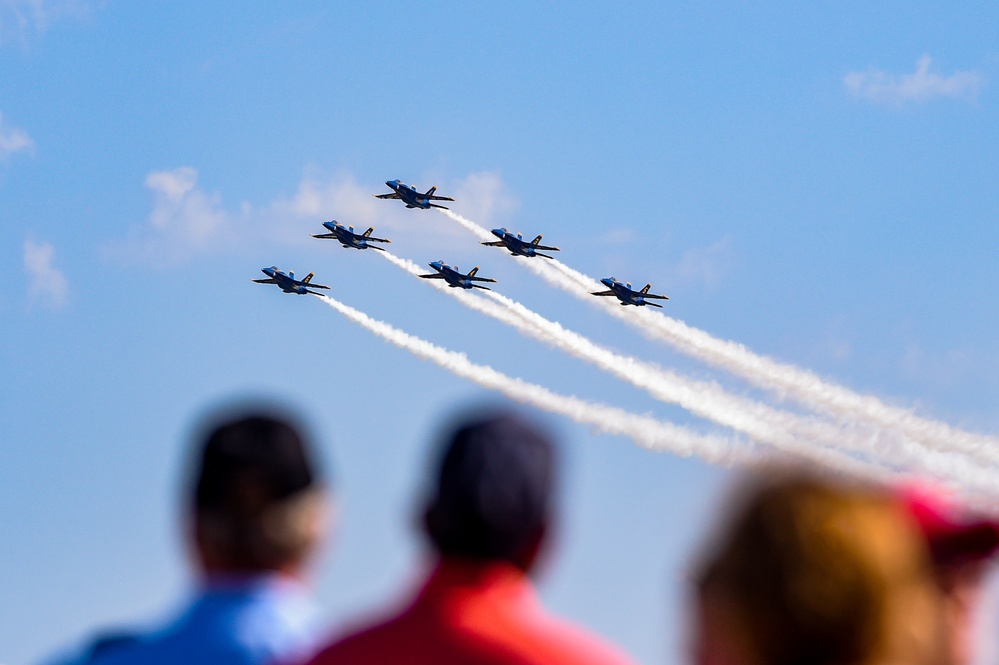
[
  {"left": 439, "top": 209, "right": 999, "bottom": 467},
  {"left": 313, "top": 292, "right": 890, "bottom": 481},
  {"left": 374, "top": 251, "right": 970, "bottom": 487},
  {"left": 478, "top": 289, "right": 999, "bottom": 492}
]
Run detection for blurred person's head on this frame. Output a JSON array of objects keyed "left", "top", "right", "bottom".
[
  {"left": 422, "top": 410, "right": 556, "bottom": 572},
  {"left": 187, "top": 410, "right": 329, "bottom": 578},
  {"left": 902, "top": 486, "right": 999, "bottom": 665},
  {"left": 691, "top": 471, "right": 948, "bottom": 665}
]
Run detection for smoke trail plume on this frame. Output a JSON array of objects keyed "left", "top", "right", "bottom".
[
  {"left": 375, "top": 250, "right": 956, "bottom": 486},
  {"left": 314, "top": 292, "right": 891, "bottom": 481},
  {"left": 479, "top": 290, "right": 999, "bottom": 491},
  {"left": 439, "top": 209, "right": 999, "bottom": 467}
]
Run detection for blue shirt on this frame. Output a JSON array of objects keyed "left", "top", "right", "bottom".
[{"left": 46, "top": 574, "right": 321, "bottom": 665}]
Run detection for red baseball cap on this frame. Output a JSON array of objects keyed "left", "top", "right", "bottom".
[{"left": 900, "top": 486, "right": 999, "bottom": 567}]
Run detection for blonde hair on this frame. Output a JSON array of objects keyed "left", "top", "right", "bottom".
[
  {"left": 195, "top": 487, "right": 325, "bottom": 572},
  {"left": 694, "top": 472, "right": 947, "bottom": 665}
]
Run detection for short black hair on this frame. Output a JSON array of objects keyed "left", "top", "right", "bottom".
[
  {"left": 424, "top": 411, "right": 556, "bottom": 566},
  {"left": 193, "top": 413, "right": 317, "bottom": 513}
]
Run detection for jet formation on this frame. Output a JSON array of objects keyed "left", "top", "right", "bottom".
[{"left": 255, "top": 178, "right": 669, "bottom": 307}]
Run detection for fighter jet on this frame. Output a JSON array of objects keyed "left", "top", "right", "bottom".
[
  {"left": 419, "top": 261, "right": 497, "bottom": 290},
  {"left": 312, "top": 220, "right": 391, "bottom": 251},
  {"left": 374, "top": 180, "right": 455, "bottom": 210},
  {"left": 252, "top": 266, "right": 330, "bottom": 296},
  {"left": 481, "top": 228, "right": 560, "bottom": 259},
  {"left": 591, "top": 277, "right": 669, "bottom": 308}
]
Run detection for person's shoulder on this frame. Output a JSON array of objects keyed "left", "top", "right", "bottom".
[
  {"left": 504, "top": 610, "right": 638, "bottom": 665},
  {"left": 39, "top": 631, "right": 145, "bottom": 665},
  {"left": 306, "top": 609, "right": 420, "bottom": 665}
]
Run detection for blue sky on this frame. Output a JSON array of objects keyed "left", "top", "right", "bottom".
[{"left": 3, "top": 3, "right": 998, "bottom": 664}]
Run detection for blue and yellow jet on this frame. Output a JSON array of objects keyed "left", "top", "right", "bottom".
[
  {"left": 481, "top": 228, "right": 560, "bottom": 259},
  {"left": 419, "top": 261, "right": 497, "bottom": 290},
  {"left": 252, "top": 266, "right": 330, "bottom": 296},
  {"left": 591, "top": 277, "right": 669, "bottom": 308},
  {"left": 374, "top": 180, "right": 455, "bottom": 210},
  {"left": 312, "top": 220, "right": 391, "bottom": 251}
]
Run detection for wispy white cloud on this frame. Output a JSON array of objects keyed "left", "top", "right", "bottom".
[
  {"left": 105, "top": 167, "right": 229, "bottom": 266},
  {"left": 0, "top": 0, "right": 96, "bottom": 46},
  {"left": 24, "top": 238, "right": 68, "bottom": 307},
  {"left": 268, "top": 170, "right": 382, "bottom": 231},
  {"left": 844, "top": 55, "right": 985, "bottom": 105},
  {"left": 451, "top": 171, "right": 518, "bottom": 228},
  {"left": 0, "top": 112, "right": 34, "bottom": 158},
  {"left": 108, "top": 167, "right": 499, "bottom": 266},
  {"left": 673, "top": 235, "right": 736, "bottom": 288}
]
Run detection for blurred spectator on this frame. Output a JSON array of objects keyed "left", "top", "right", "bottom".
[
  {"left": 902, "top": 486, "right": 999, "bottom": 665},
  {"left": 43, "top": 409, "right": 331, "bottom": 665},
  {"left": 691, "top": 471, "right": 949, "bottom": 665},
  {"left": 308, "top": 410, "right": 635, "bottom": 665}
]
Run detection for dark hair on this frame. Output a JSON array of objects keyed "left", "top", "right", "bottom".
[
  {"left": 194, "top": 414, "right": 316, "bottom": 511},
  {"left": 189, "top": 411, "right": 323, "bottom": 571},
  {"left": 424, "top": 412, "right": 556, "bottom": 567}
]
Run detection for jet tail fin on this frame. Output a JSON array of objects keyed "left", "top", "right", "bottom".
[
  {"left": 363, "top": 227, "right": 374, "bottom": 237},
  {"left": 532, "top": 234, "right": 543, "bottom": 245},
  {"left": 468, "top": 266, "right": 479, "bottom": 277},
  {"left": 640, "top": 283, "right": 652, "bottom": 294},
  {"left": 426, "top": 185, "right": 437, "bottom": 197},
  {"left": 303, "top": 272, "right": 315, "bottom": 284}
]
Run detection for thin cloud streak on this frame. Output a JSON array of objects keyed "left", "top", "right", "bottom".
[
  {"left": 0, "top": 112, "right": 34, "bottom": 157},
  {"left": 24, "top": 238, "right": 68, "bottom": 306},
  {"left": 0, "top": 0, "right": 96, "bottom": 46},
  {"left": 844, "top": 56, "right": 985, "bottom": 105}
]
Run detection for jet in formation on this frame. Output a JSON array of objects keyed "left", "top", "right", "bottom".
[
  {"left": 419, "top": 261, "right": 497, "bottom": 290},
  {"left": 252, "top": 266, "right": 330, "bottom": 296},
  {"left": 374, "top": 180, "right": 455, "bottom": 210},
  {"left": 312, "top": 221, "right": 391, "bottom": 251},
  {"left": 481, "top": 228, "right": 560, "bottom": 259},
  {"left": 591, "top": 277, "right": 669, "bottom": 308}
]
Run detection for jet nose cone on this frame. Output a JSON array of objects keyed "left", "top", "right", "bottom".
[{"left": 491, "top": 228, "right": 504, "bottom": 238}]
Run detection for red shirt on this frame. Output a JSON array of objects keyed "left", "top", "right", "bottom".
[{"left": 309, "top": 558, "right": 636, "bottom": 665}]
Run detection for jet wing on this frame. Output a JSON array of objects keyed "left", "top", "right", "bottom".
[
  {"left": 644, "top": 301, "right": 664, "bottom": 308},
  {"left": 427, "top": 195, "right": 455, "bottom": 201},
  {"left": 419, "top": 273, "right": 446, "bottom": 279},
  {"left": 365, "top": 236, "right": 391, "bottom": 244},
  {"left": 467, "top": 276, "right": 497, "bottom": 283},
  {"left": 532, "top": 244, "right": 560, "bottom": 251},
  {"left": 302, "top": 282, "right": 330, "bottom": 290},
  {"left": 480, "top": 241, "right": 506, "bottom": 247},
  {"left": 374, "top": 193, "right": 401, "bottom": 199},
  {"left": 311, "top": 233, "right": 337, "bottom": 239},
  {"left": 252, "top": 278, "right": 278, "bottom": 284},
  {"left": 643, "top": 293, "right": 669, "bottom": 300},
  {"left": 590, "top": 290, "right": 616, "bottom": 296}
]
